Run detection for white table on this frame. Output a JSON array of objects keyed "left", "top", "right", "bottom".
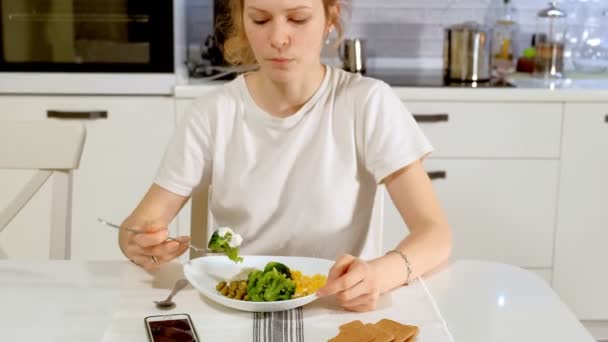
[{"left": 0, "top": 259, "right": 595, "bottom": 341}]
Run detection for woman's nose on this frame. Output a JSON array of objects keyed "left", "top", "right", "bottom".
[{"left": 269, "top": 22, "right": 290, "bottom": 49}]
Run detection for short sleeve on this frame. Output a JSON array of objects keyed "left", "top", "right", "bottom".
[
  {"left": 359, "top": 82, "right": 434, "bottom": 183},
  {"left": 154, "top": 101, "right": 213, "bottom": 197}
]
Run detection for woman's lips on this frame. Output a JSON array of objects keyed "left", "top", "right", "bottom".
[{"left": 269, "top": 58, "right": 292, "bottom": 64}]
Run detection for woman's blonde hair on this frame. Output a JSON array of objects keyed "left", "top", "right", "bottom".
[{"left": 217, "top": 0, "right": 348, "bottom": 65}]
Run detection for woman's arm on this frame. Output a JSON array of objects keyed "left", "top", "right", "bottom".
[
  {"left": 372, "top": 159, "right": 452, "bottom": 293},
  {"left": 317, "top": 159, "right": 452, "bottom": 311},
  {"left": 119, "top": 184, "right": 191, "bottom": 270}
]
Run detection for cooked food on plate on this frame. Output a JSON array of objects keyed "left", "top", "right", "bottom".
[{"left": 215, "top": 261, "right": 327, "bottom": 302}]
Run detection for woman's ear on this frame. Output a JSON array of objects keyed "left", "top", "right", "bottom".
[{"left": 327, "top": 4, "right": 341, "bottom": 29}]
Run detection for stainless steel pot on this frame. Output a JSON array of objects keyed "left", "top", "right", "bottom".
[
  {"left": 443, "top": 22, "right": 492, "bottom": 82},
  {"left": 340, "top": 38, "right": 366, "bottom": 73}
]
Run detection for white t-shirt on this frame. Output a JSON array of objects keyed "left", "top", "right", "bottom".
[{"left": 155, "top": 66, "right": 433, "bottom": 260}]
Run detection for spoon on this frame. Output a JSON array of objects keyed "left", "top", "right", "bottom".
[
  {"left": 155, "top": 278, "right": 190, "bottom": 309},
  {"left": 97, "top": 218, "right": 207, "bottom": 252}
]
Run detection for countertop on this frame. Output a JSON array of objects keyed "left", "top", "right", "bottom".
[{"left": 174, "top": 72, "right": 608, "bottom": 102}]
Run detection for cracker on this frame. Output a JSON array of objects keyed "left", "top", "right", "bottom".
[
  {"left": 339, "top": 320, "right": 365, "bottom": 332},
  {"left": 365, "top": 323, "right": 395, "bottom": 342},
  {"left": 328, "top": 328, "right": 374, "bottom": 342},
  {"left": 374, "top": 319, "right": 419, "bottom": 342}
]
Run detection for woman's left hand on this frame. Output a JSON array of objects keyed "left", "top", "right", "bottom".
[{"left": 315, "top": 254, "right": 381, "bottom": 312}]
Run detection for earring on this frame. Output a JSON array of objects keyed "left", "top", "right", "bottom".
[{"left": 325, "top": 27, "right": 334, "bottom": 45}]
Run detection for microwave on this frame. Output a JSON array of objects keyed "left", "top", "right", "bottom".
[{"left": 0, "top": 0, "right": 174, "bottom": 73}]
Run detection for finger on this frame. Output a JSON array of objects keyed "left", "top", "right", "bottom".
[
  {"left": 336, "top": 281, "right": 369, "bottom": 303},
  {"left": 317, "top": 263, "right": 363, "bottom": 297},
  {"left": 326, "top": 254, "right": 357, "bottom": 283},
  {"left": 131, "top": 254, "right": 160, "bottom": 271},
  {"left": 141, "top": 240, "right": 181, "bottom": 257},
  {"left": 343, "top": 301, "right": 375, "bottom": 313},
  {"left": 342, "top": 294, "right": 377, "bottom": 312},
  {"left": 149, "top": 239, "right": 191, "bottom": 264},
  {"left": 139, "top": 236, "right": 191, "bottom": 262},
  {"left": 132, "top": 229, "right": 169, "bottom": 248}
]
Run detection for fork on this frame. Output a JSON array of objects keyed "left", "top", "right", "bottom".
[{"left": 97, "top": 217, "right": 208, "bottom": 253}]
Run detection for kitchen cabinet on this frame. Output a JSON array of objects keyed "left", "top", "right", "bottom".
[
  {"left": 382, "top": 159, "right": 559, "bottom": 268},
  {"left": 554, "top": 103, "right": 608, "bottom": 320},
  {"left": 402, "top": 101, "right": 563, "bottom": 158},
  {"left": 382, "top": 100, "right": 563, "bottom": 276},
  {"left": 0, "top": 95, "right": 175, "bottom": 259}
]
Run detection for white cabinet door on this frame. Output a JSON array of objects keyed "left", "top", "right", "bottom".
[
  {"left": 383, "top": 159, "right": 559, "bottom": 268},
  {"left": 0, "top": 95, "right": 175, "bottom": 260},
  {"left": 554, "top": 103, "right": 608, "bottom": 320},
  {"left": 403, "top": 102, "right": 563, "bottom": 158}
]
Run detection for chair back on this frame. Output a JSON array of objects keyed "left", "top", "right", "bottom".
[{"left": 0, "top": 121, "right": 86, "bottom": 259}]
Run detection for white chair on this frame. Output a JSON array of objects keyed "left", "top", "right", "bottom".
[
  {"left": 189, "top": 183, "right": 212, "bottom": 260},
  {"left": 0, "top": 121, "right": 86, "bottom": 259}
]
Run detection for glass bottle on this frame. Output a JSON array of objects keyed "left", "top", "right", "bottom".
[
  {"left": 491, "top": 0, "right": 519, "bottom": 75},
  {"left": 572, "top": 7, "right": 608, "bottom": 73},
  {"left": 534, "top": 2, "right": 568, "bottom": 78}
]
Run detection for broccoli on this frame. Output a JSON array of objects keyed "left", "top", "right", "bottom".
[
  {"left": 208, "top": 228, "right": 243, "bottom": 263},
  {"left": 247, "top": 270, "right": 266, "bottom": 302},
  {"left": 261, "top": 269, "right": 295, "bottom": 301},
  {"left": 246, "top": 263, "right": 296, "bottom": 302},
  {"left": 263, "top": 262, "right": 292, "bottom": 279}
]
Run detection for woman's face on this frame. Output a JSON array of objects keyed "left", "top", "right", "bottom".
[{"left": 243, "top": 0, "right": 332, "bottom": 82}]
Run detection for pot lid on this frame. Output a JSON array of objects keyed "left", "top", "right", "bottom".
[{"left": 537, "top": 1, "right": 567, "bottom": 18}]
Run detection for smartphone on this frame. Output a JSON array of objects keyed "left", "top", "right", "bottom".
[{"left": 144, "top": 313, "right": 200, "bottom": 342}]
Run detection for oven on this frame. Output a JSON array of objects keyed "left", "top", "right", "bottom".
[{"left": 0, "top": 0, "right": 175, "bottom": 94}]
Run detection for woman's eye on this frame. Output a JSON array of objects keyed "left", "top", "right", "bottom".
[
  {"left": 252, "top": 19, "right": 269, "bottom": 25},
  {"left": 290, "top": 18, "right": 310, "bottom": 24}
]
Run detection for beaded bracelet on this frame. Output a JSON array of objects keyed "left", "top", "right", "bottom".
[{"left": 386, "top": 249, "right": 413, "bottom": 285}]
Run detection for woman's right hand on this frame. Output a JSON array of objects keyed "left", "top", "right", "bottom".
[{"left": 120, "top": 219, "right": 191, "bottom": 271}]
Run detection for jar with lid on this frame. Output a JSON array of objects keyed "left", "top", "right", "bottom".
[
  {"left": 534, "top": 2, "right": 568, "bottom": 78},
  {"left": 571, "top": 6, "right": 608, "bottom": 73},
  {"left": 491, "top": 0, "right": 519, "bottom": 75}
]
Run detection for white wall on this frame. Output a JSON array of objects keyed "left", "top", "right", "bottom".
[{"left": 185, "top": 0, "right": 590, "bottom": 64}]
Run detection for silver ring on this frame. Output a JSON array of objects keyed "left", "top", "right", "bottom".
[{"left": 151, "top": 256, "right": 158, "bottom": 264}]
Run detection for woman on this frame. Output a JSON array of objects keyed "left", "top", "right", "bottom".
[{"left": 119, "top": 0, "right": 452, "bottom": 312}]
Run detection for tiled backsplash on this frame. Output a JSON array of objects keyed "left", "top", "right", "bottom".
[{"left": 185, "top": 0, "right": 581, "bottom": 64}]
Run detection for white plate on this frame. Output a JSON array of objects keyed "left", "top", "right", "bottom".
[{"left": 183, "top": 255, "right": 333, "bottom": 312}]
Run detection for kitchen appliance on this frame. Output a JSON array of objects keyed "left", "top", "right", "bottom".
[
  {"left": 533, "top": 2, "right": 568, "bottom": 78},
  {"left": 0, "top": 0, "right": 174, "bottom": 73},
  {"left": 443, "top": 21, "right": 492, "bottom": 83},
  {"left": 340, "top": 38, "right": 366, "bottom": 73},
  {"left": 0, "top": 0, "right": 174, "bottom": 94},
  {"left": 365, "top": 68, "right": 514, "bottom": 88}
]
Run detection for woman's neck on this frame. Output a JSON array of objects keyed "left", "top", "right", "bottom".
[{"left": 245, "top": 63, "right": 326, "bottom": 118}]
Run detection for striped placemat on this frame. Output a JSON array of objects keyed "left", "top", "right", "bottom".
[{"left": 254, "top": 308, "right": 304, "bottom": 342}]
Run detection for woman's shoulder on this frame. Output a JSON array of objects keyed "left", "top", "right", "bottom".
[
  {"left": 189, "top": 77, "right": 245, "bottom": 113},
  {"left": 180, "top": 77, "right": 247, "bottom": 129},
  {"left": 329, "top": 66, "right": 392, "bottom": 101}
]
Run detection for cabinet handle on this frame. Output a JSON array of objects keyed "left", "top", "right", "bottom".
[
  {"left": 47, "top": 110, "right": 108, "bottom": 120},
  {"left": 427, "top": 171, "right": 447, "bottom": 180},
  {"left": 413, "top": 114, "right": 449, "bottom": 123},
  {"left": 605, "top": 114, "right": 608, "bottom": 123}
]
